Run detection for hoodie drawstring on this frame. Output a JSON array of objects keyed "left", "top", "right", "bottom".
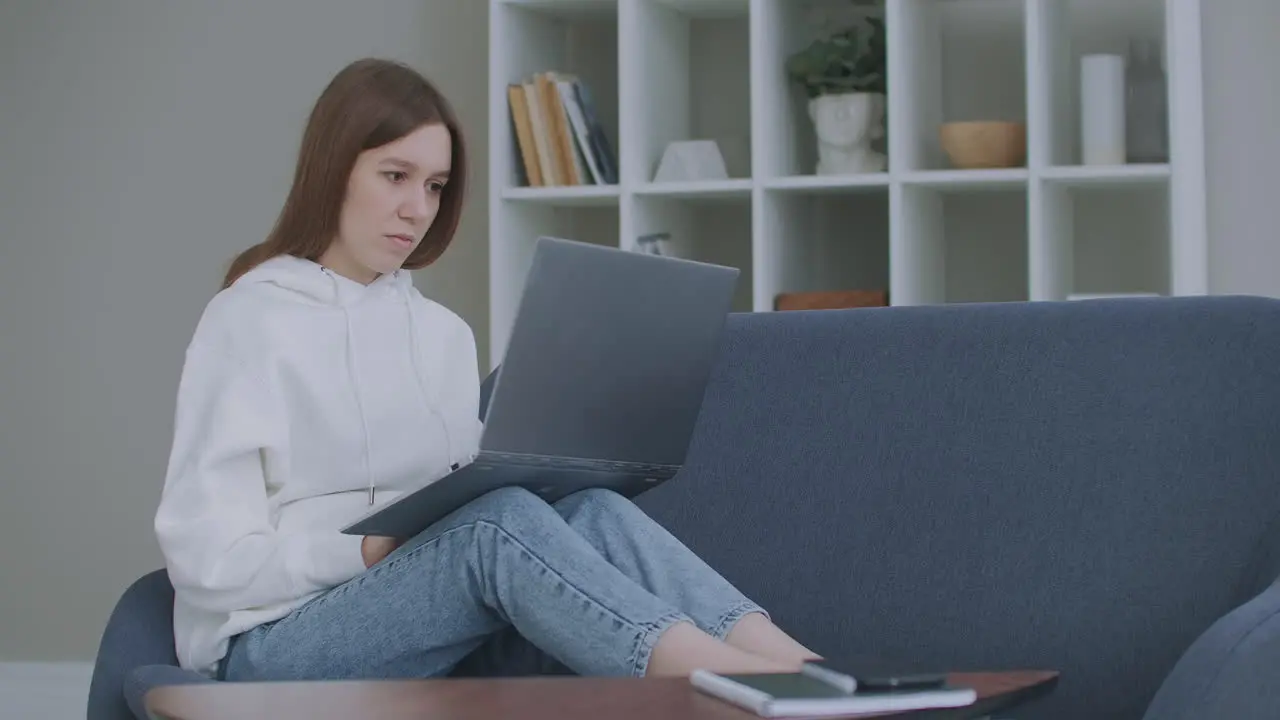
[
  {"left": 323, "top": 268, "right": 378, "bottom": 505},
  {"left": 404, "top": 289, "right": 457, "bottom": 472}
]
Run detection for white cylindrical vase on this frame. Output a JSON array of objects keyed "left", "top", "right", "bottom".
[{"left": 1080, "top": 54, "right": 1126, "bottom": 165}]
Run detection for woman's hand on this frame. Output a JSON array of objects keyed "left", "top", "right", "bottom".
[{"left": 361, "top": 535, "right": 401, "bottom": 568}]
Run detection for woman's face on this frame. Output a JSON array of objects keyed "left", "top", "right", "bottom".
[{"left": 321, "top": 122, "right": 452, "bottom": 284}]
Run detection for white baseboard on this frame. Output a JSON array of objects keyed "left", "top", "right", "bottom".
[{"left": 0, "top": 662, "right": 94, "bottom": 720}]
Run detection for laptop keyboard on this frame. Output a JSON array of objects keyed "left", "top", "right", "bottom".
[{"left": 483, "top": 451, "right": 678, "bottom": 477}]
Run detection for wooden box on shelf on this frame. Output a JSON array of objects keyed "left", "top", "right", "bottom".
[{"left": 774, "top": 290, "right": 889, "bottom": 312}]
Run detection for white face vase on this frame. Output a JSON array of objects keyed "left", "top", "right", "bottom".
[
  {"left": 810, "top": 92, "right": 882, "bottom": 145},
  {"left": 808, "top": 91, "right": 887, "bottom": 175}
]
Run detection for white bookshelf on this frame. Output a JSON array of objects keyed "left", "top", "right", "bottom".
[{"left": 487, "top": 0, "right": 1206, "bottom": 368}]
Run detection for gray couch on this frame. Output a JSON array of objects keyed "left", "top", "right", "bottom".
[{"left": 89, "top": 297, "right": 1280, "bottom": 719}]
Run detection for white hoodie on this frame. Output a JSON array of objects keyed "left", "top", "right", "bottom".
[{"left": 154, "top": 254, "right": 484, "bottom": 676}]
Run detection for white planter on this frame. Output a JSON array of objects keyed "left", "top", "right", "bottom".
[{"left": 808, "top": 91, "right": 887, "bottom": 175}]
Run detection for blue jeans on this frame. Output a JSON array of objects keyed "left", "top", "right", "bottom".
[{"left": 220, "top": 487, "right": 767, "bottom": 680}]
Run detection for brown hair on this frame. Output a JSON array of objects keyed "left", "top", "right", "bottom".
[{"left": 222, "top": 58, "right": 468, "bottom": 289}]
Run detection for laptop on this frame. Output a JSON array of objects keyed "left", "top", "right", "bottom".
[{"left": 342, "top": 236, "right": 740, "bottom": 538}]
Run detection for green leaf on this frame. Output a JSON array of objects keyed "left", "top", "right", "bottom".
[{"left": 785, "top": 8, "right": 887, "bottom": 97}]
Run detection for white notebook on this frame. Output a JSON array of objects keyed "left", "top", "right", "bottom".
[{"left": 690, "top": 665, "right": 977, "bottom": 718}]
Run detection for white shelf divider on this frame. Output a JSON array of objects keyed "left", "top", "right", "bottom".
[
  {"left": 487, "top": 0, "right": 1207, "bottom": 370},
  {"left": 1166, "top": 0, "right": 1208, "bottom": 297},
  {"left": 1027, "top": 0, "right": 1063, "bottom": 302}
]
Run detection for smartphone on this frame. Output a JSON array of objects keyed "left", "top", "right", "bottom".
[{"left": 857, "top": 673, "right": 949, "bottom": 692}]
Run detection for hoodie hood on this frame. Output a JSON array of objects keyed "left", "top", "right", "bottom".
[{"left": 234, "top": 254, "right": 416, "bottom": 307}]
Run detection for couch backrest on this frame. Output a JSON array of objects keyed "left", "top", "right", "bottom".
[{"left": 635, "top": 296, "right": 1280, "bottom": 720}]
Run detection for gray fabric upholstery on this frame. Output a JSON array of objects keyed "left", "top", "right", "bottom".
[
  {"left": 479, "top": 363, "right": 497, "bottom": 420},
  {"left": 87, "top": 570, "right": 208, "bottom": 720},
  {"left": 635, "top": 296, "right": 1280, "bottom": 719},
  {"left": 89, "top": 297, "right": 1280, "bottom": 719},
  {"left": 1142, "top": 577, "right": 1280, "bottom": 719}
]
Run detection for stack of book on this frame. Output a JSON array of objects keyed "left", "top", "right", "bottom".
[{"left": 507, "top": 72, "right": 618, "bottom": 187}]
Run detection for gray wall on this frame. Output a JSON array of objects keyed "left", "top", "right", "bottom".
[
  {"left": 0, "top": 0, "right": 1277, "bottom": 662},
  {"left": 0, "top": 0, "right": 488, "bottom": 661},
  {"left": 1202, "top": 0, "right": 1280, "bottom": 297}
]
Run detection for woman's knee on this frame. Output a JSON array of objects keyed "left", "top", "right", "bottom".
[
  {"left": 470, "top": 486, "right": 553, "bottom": 521},
  {"left": 553, "top": 487, "right": 634, "bottom": 523},
  {"left": 468, "top": 486, "right": 640, "bottom": 533},
  {"left": 397, "top": 486, "right": 561, "bottom": 563}
]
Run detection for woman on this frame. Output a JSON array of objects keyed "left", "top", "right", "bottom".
[{"left": 154, "top": 58, "right": 819, "bottom": 683}]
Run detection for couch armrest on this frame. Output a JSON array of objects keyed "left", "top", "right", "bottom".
[
  {"left": 1143, "top": 578, "right": 1280, "bottom": 720},
  {"left": 88, "top": 570, "right": 184, "bottom": 720}
]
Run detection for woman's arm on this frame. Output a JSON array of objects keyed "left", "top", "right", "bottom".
[{"left": 153, "top": 340, "right": 366, "bottom": 614}]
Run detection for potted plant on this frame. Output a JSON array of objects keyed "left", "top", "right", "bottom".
[{"left": 786, "top": 14, "right": 887, "bottom": 174}]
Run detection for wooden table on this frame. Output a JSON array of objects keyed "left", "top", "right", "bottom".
[{"left": 146, "top": 670, "right": 1058, "bottom": 720}]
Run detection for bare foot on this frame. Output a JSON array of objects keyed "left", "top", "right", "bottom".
[
  {"left": 724, "top": 612, "right": 823, "bottom": 668},
  {"left": 646, "top": 621, "right": 796, "bottom": 677}
]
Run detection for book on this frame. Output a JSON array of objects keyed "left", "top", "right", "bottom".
[
  {"left": 556, "top": 76, "right": 604, "bottom": 185},
  {"left": 506, "top": 84, "right": 543, "bottom": 187},
  {"left": 570, "top": 79, "right": 617, "bottom": 184},
  {"left": 690, "top": 663, "right": 978, "bottom": 718},
  {"left": 535, "top": 72, "right": 576, "bottom": 185},
  {"left": 507, "top": 72, "right": 618, "bottom": 187}
]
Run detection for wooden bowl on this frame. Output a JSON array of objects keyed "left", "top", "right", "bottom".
[{"left": 939, "top": 121, "right": 1027, "bottom": 169}]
